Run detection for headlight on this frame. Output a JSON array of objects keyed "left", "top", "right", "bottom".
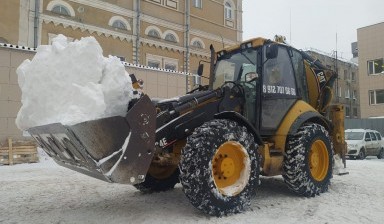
[{"left": 348, "top": 144, "right": 358, "bottom": 149}]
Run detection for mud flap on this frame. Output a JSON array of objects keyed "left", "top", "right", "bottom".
[{"left": 28, "top": 95, "right": 156, "bottom": 184}]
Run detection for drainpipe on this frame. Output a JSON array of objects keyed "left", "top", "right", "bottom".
[
  {"left": 34, "top": 0, "right": 40, "bottom": 48},
  {"left": 185, "top": 0, "right": 190, "bottom": 92},
  {"left": 135, "top": 0, "right": 141, "bottom": 64}
]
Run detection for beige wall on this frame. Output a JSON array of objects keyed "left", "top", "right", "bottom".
[
  {"left": 0, "top": 0, "right": 20, "bottom": 44},
  {"left": 357, "top": 22, "right": 384, "bottom": 118},
  {"left": 0, "top": 47, "right": 35, "bottom": 142}
]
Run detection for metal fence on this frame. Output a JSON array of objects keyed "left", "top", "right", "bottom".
[{"left": 345, "top": 118, "right": 384, "bottom": 135}]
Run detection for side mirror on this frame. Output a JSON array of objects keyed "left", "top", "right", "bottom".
[
  {"left": 365, "top": 138, "right": 371, "bottom": 142},
  {"left": 266, "top": 44, "right": 279, "bottom": 59},
  {"left": 197, "top": 64, "right": 204, "bottom": 76}
]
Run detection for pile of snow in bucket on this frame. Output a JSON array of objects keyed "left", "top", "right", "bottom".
[{"left": 16, "top": 35, "right": 137, "bottom": 130}]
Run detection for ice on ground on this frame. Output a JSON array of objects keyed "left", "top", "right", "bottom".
[{"left": 16, "top": 34, "right": 137, "bottom": 130}]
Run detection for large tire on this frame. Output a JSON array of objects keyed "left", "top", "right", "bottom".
[
  {"left": 134, "top": 167, "right": 179, "bottom": 193},
  {"left": 179, "top": 119, "right": 259, "bottom": 216},
  {"left": 377, "top": 149, "right": 384, "bottom": 159},
  {"left": 283, "top": 123, "right": 333, "bottom": 197}
]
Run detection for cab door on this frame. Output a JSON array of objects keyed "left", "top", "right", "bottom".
[{"left": 260, "top": 45, "right": 298, "bottom": 135}]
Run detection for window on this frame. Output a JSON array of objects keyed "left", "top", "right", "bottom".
[
  {"left": 353, "top": 90, "right": 357, "bottom": 100},
  {"left": 345, "top": 106, "right": 350, "bottom": 117},
  {"left": 224, "top": 2, "right": 233, "bottom": 20},
  {"left": 370, "top": 132, "right": 377, "bottom": 141},
  {"left": 192, "top": 40, "right": 203, "bottom": 49},
  {"left": 190, "top": 37, "right": 205, "bottom": 49},
  {"left": 345, "top": 88, "right": 350, "bottom": 99},
  {"left": 112, "top": 20, "right": 127, "bottom": 30},
  {"left": 164, "top": 63, "right": 176, "bottom": 71},
  {"left": 148, "top": 29, "right": 161, "bottom": 38},
  {"left": 47, "top": 0, "right": 75, "bottom": 17},
  {"left": 353, "top": 107, "right": 358, "bottom": 117},
  {"left": 146, "top": 54, "right": 178, "bottom": 71},
  {"left": 367, "top": 58, "right": 384, "bottom": 75},
  {"left": 338, "top": 86, "right": 342, "bottom": 98},
  {"left": 351, "top": 72, "right": 356, "bottom": 81},
  {"left": 375, "top": 132, "right": 382, "bottom": 141},
  {"left": 52, "top": 5, "right": 70, "bottom": 16},
  {"left": 146, "top": 0, "right": 178, "bottom": 10},
  {"left": 164, "top": 33, "right": 177, "bottom": 43},
  {"left": 148, "top": 60, "right": 160, "bottom": 68},
  {"left": 193, "top": 0, "right": 202, "bottom": 8},
  {"left": 291, "top": 49, "right": 308, "bottom": 102},
  {"left": 344, "top": 70, "right": 348, "bottom": 80},
  {"left": 365, "top": 132, "right": 371, "bottom": 141},
  {"left": 369, "top": 89, "right": 384, "bottom": 105}
]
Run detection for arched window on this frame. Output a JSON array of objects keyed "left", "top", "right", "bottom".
[
  {"left": 191, "top": 37, "right": 205, "bottom": 49},
  {"left": 224, "top": 2, "right": 233, "bottom": 20},
  {"left": 148, "top": 29, "right": 161, "bottom": 39},
  {"left": 164, "top": 33, "right": 177, "bottom": 42},
  {"left": 52, "top": 5, "right": 70, "bottom": 16},
  {"left": 47, "top": 0, "right": 75, "bottom": 17},
  {"left": 112, "top": 20, "right": 127, "bottom": 30},
  {"left": 192, "top": 40, "right": 203, "bottom": 49},
  {"left": 108, "top": 16, "right": 131, "bottom": 31}
]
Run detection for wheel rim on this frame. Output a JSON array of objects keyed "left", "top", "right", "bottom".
[
  {"left": 211, "top": 141, "right": 250, "bottom": 196},
  {"left": 309, "top": 140, "right": 329, "bottom": 181}
]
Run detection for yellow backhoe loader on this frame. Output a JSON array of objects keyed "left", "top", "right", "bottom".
[{"left": 27, "top": 37, "right": 346, "bottom": 216}]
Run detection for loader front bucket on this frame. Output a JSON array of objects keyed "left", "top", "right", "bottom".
[{"left": 27, "top": 95, "right": 156, "bottom": 184}]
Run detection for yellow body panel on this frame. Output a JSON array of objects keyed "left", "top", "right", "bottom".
[
  {"left": 304, "top": 61, "right": 320, "bottom": 109},
  {"left": 272, "top": 100, "right": 317, "bottom": 152},
  {"left": 259, "top": 100, "right": 318, "bottom": 176}
]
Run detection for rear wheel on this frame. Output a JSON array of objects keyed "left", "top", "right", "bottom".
[
  {"left": 179, "top": 119, "right": 259, "bottom": 216},
  {"left": 377, "top": 149, "right": 384, "bottom": 159},
  {"left": 283, "top": 123, "right": 333, "bottom": 197}
]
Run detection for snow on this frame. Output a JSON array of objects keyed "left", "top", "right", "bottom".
[
  {"left": 1, "top": 152, "right": 383, "bottom": 223},
  {"left": 16, "top": 35, "right": 136, "bottom": 130}
]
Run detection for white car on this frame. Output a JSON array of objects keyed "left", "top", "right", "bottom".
[{"left": 345, "top": 129, "right": 384, "bottom": 160}]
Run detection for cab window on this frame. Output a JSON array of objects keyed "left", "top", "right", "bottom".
[
  {"left": 262, "top": 46, "right": 297, "bottom": 97},
  {"left": 291, "top": 49, "right": 308, "bottom": 101}
]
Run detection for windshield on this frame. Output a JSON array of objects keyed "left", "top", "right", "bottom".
[
  {"left": 345, "top": 132, "right": 364, "bottom": 140},
  {"left": 212, "top": 48, "right": 258, "bottom": 89}
]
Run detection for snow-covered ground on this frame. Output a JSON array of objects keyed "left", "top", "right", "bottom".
[{"left": 0, "top": 152, "right": 383, "bottom": 224}]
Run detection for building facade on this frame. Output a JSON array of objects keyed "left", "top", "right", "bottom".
[
  {"left": 0, "top": 0, "right": 243, "bottom": 87},
  {"left": 357, "top": 22, "right": 384, "bottom": 118},
  {"left": 306, "top": 49, "right": 360, "bottom": 118}
]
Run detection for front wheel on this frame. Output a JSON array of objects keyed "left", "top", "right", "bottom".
[
  {"left": 179, "top": 119, "right": 259, "bottom": 216},
  {"left": 283, "top": 123, "right": 333, "bottom": 197},
  {"left": 358, "top": 149, "right": 366, "bottom": 160}
]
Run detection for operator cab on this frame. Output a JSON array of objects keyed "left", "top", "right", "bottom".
[{"left": 211, "top": 39, "right": 309, "bottom": 136}]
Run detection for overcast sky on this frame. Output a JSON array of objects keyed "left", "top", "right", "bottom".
[{"left": 242, "top": 0, "right": 384, "bottom": 60}]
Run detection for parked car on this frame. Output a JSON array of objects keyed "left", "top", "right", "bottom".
[{"left": 345, "top": 129, "right": 384, "bottom": 159}]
